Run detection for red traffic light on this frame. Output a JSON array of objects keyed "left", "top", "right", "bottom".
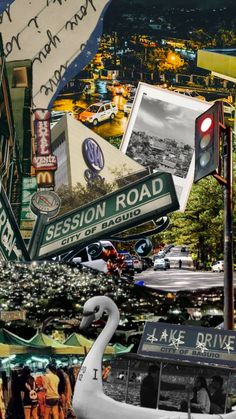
[
  {"left": 194, "top": 102, "right": 222, "bottom": 183},
  {"left": 200, "top": 115, "right": 213, "bottom": 133}
]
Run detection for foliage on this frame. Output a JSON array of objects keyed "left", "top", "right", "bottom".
[
  {"left": 158, "top": 167, "right": 236, "bottom": 266},
  {"left": 146, "top": 48, "right": 187, "bottom": 74},
  {"left": 57, "top": 165, "right": 145, "bottom": 215}
]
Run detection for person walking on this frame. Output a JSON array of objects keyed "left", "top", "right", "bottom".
[
  {"left": 43, "top": 364, "right": 60, "bottom": 419},
  {"left": 20, "top": 366, "right": 38, "bottom": 419}
]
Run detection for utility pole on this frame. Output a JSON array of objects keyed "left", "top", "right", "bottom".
[
  {"left": 194, "top": 103, "right": 234, "bottom": 330},
  {"left": 223, "top": 126, "right": 234, "bottom": 330}
]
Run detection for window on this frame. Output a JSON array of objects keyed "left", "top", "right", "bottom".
[{"left": 12, "top": 67, "right": 28, "bottom": 88}]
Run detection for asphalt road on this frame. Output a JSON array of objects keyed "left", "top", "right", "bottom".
[{"left": 134, "top": 268, "right": 236, "bottom": 292}]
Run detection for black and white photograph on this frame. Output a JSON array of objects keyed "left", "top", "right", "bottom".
[{"left": 121, "top": 83, "right": 211, "bottom": 211}]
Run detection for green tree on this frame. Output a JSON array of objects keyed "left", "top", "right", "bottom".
[{"left": 159, "top": 177, "right": 225, "bottom": 266}]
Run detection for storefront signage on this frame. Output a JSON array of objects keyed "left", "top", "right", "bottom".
[
  {"left": 83, "top": 137, "right": 105, "bottom": 184},
  {"left": 31, "top": 191, "right": 60, "bottom": 217},
  {"left": 0, "top": 310, "right": 26, "bottom": 322},
  {"left": 36, "top": 119, "right": 51, "bottom": 155},
  {"left": 0, "top": 182, "right": 30, "bottom": 261},
  {"left": 36, "top": 172, "right": 179, "bottom": 259},
  {"left": 32, "top": 155, "right": 57, "bottom": 171},
  {"left": 138, "top": 322, "right": 236, "bottom": 366},
  {"left": 20, "top": 176, "right": 37, "bottom": 239},
  {"left": 36, "top": 171, "right": 55, "bottom": 188}
]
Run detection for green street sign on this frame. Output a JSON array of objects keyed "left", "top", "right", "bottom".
[
  {"left": 0, "top": 183, "right": 30, "bottom": 261},
  {"left": 36, "top": 172, "right": 179, "bottom": 259}
]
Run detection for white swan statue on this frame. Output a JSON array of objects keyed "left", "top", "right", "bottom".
[{"left": 72, "top": 296, "right": 236, "bottom": 419}]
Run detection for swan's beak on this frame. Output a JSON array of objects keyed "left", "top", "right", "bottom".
[{"left": 80, "top": 310, "right": 96, "bottom": 330}]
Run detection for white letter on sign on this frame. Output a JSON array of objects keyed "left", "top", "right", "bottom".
[
  {"left": 152, "top": 179, "right": 163, "bottom": 195},
  {"left": 116, "top": 194, "right": 126, "bottom": 211}
]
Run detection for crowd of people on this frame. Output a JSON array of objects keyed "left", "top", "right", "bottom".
[
  {"left": 140, "top": 365, "right": 226, "bottom": 414},
  {"left": 0, "top": 362, "right": 228, "bottom": 418},
  {"left": 0, "top": 364, "right": 79, "bottom": 419}
]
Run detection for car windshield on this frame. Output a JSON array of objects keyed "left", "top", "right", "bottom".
[{"left": 87, "top": 105, "right": 100, "bottom": 112}]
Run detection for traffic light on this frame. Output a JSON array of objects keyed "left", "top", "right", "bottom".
[{"left": 194, "top": 102, "right": 223, "bottom": 183}]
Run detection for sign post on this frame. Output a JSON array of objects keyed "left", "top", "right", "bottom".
[
  {"left": 28, "top": 190, "right": 61, "bottom": 260},
  {"left": 36, "top": 172, "right": 179, "bottom": 259}
]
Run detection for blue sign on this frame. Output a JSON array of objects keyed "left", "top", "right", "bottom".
[
  {"left": 83, "top": 138, "right": 104, "bottom": 172},
  {"left": 138, "top": 322, "right": 236, "bottom": 366},
  {"left": 134, "top": 238, "right": 153, "bottom": 256}
]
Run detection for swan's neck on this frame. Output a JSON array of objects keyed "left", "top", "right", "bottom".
[
  {"left": 86, "top": 299, "right": 119, "bottom": 367},
  {"left": 76, "top": 299, "right": 119, "bottom": 395}
]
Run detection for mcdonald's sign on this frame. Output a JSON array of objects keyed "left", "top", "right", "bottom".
[{"left": 36, "top": 171, "right": 54, "bottom": 188}]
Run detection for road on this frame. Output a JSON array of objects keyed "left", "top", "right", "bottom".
[
  {"left": 134, "top": 268, "right": 236, "bottom": 292},
  {"left": 53, "top": 79, "right": 234, "bottom": 139}
]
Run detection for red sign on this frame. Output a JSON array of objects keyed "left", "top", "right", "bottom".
[
  {"left": 36, "top": 119, "right": 51, "bottom": 155},
  {"left": 33, "top": 155, "right": 57, "bottom": 171}
]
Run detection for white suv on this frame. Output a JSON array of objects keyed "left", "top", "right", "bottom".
[
  {"left": 78, "top": 101, "right": 118, "bottom": 126},
  {"left": 212, "top": 260, "right": 224, "bottom": 272}
]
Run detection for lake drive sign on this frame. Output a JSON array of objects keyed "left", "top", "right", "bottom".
[
  {"left": 36, "top": 172, "right": 179, "bottom": 259},
  {"left": 138, "top": 322, "right": 236, "bottom": 366}
]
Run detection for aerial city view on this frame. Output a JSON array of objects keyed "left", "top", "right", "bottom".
[{"left": 0, "top": 0, "right": 235, "bottom": 418}]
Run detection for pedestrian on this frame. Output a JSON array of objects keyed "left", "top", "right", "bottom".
[
  {"left": 43, "top": 364, "right": 60, "bottom": 419},
  {"left": 179, "top": 259, "right": 182, "bottom": 269},
  {"left": 189, "top": 376, "right": 211, "bottom": 413},
  {"left": 210, "top": 376, "right": 226, "bottom": 414},
  {"left": 6, "top": 369, "right": 24, "bottom": 419},
  {"left": 140, "top": 364, "right": 159, "bottom": 408},
  {"left": 35, "top": 375, "right": 46, "bottom": 419},
  {"left": 57, "top": 368, "right": 66, "bottom": 419},
  {"left": 20, "top": 366, "right": 38, "bottom": 419}
]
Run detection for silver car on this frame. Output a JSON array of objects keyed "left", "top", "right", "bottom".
[{"left": 154, "top": 258, "right": 166, "bottom": 271}]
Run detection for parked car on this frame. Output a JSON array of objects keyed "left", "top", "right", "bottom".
[
  {"left": 71, "top": 240, "right": 118, "bottom": 273},
  {"left": 78, "top": 101, "right": 118, "bottom": 126},
  {"left": 141, "top": 257, "right": 153, "bottom": 268},
  {"left": 124, "top": 96, "right": 135, "bottom": 116},
  {"left": 122, "top": 84, "right": 136, "bottom": 98},
  {"left": 132, "top": 255, "right": 143, "bottom": 273},
  {"left": 118, "top": 251, "right": 135, "bottom": 276},
  {"left": 164, "top": 258, "right": 170, "bottom": 269},
  {"left": 211, "top": 260, "right": 224, "bottom": 272},
  {"left": 106, "top": 81, "right": 124, "bottom": 95},
  {"left": 156, "top": 250, "right": 166, "bottom": 258},
  {"left": 174, "top": 88, "right": 206, "bottom": 101},
  {"left": 154, "top": 258, "right": 167, "bottom": 271}
]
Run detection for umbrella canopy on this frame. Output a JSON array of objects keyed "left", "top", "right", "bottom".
[
  {"left": 0, "top": 328, "right": 29, "bottom": 346},
  {"left": 28, "top": 332, "right": 66, "bottom": 348},
  {"left": 28, "top": 331, "right": 85, "bottom": 355},
  {"left": 113, "top": 343, "right": 134, "bottom": 354},
  {"left": 0, "top": 343, "right": 28, "bottom": 356},
  {"left": 64, "top": 332, "right": 114, "bottom": 354}
]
